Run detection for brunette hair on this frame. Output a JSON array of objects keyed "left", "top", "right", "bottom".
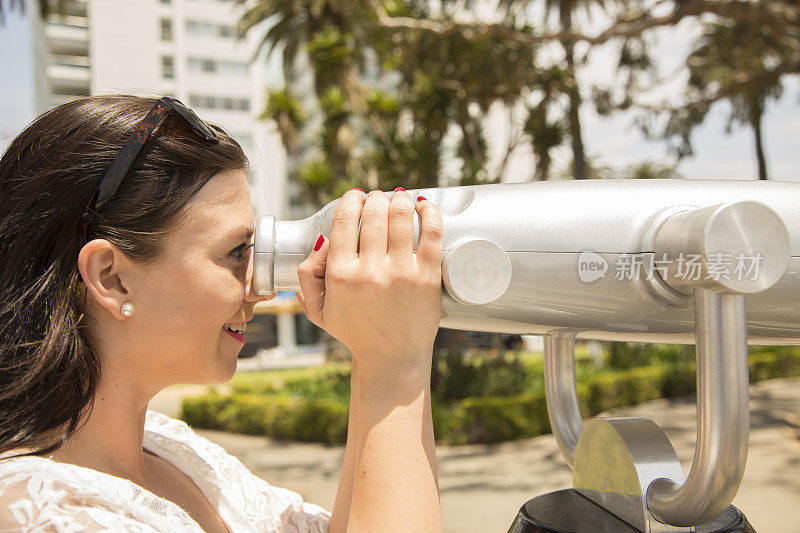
[{"left": 0, "top": 95, "right": 248, "bottom": 460}]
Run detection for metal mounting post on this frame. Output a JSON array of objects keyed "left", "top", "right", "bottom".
[
  {"left": 563, "top": 201, "right": 790, "bottom": 532},
  {"left": 646, "top": 289, "right": 749, "bottom": 526},
  {"left": 543, "top": 330, "right": 583, "bottom": 468}
]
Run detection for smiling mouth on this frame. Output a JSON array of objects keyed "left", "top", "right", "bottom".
[
  {"left": 223, "top": 323, "right": 246, "bottom": 333},
  {"left": 223, "top": 326, "right": 246, "bottom": 344}
]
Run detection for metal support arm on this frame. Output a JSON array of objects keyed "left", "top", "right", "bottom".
[
  {"left": 646, "top": 289, "right": 750, "bottom": 526},
  {"left": 543, "top": 331, "right": 583, "bottom": 468},
  {"left": 646, "top": 201, "right": 790, "bottom": 527}
]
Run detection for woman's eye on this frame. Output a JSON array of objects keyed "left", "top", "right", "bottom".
[{"left": 229, "top": 243, "right": 254, "bottom": 263}]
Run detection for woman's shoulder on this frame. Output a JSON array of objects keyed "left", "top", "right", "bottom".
[
  {"left": 0, "top": 412, "right": 330, "bottom": 531},
  {"left": 142, "top": 409, "right": 235, "bottom": 478},
  {"left": 0, "top": 444, "right": 198, "bottom": 531},
  {"left": 144, "top": 408, "right": 205, "bottom": 444}
]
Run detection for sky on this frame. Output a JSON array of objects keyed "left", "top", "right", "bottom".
[
  {"left": 1, "top": 6, "right": 798, "bottom": 182},
  {"left": 0, "top": 8, "right": 38, "bottom": 151},
  {"left": 496, "top": 13, "right": 800, "bottom": 183}
]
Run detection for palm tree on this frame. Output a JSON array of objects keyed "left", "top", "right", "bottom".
[
  {"left": 542, "top": 0, "right": 605, "bottom": 180},
  {"left": 237, "top": 0, "right": 363, "bottom": 83},
  {"left": 241, "top": 1, "right": 538, "bottom": 201},
  {"left": 0, "top": 0, "right": 64, "bottom": 24},
  {"left": 525, "top": 66, "right": 568, "bottom": 181},
  {"left": 261, "top": 87, "right": 305, "bottom": 157},
  {"left": 623, "top": 160, "right": 681, "bottom": 179},
  {"left": 686, "top": 21, "right": 787, "bottom": 180}
]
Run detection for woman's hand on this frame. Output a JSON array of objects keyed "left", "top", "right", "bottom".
[
  {"left": 295, "top": 188, "right": 443, "bottom": 374},
  {"left": 297, "top": 187, "right": 443, "bottom": 532}
]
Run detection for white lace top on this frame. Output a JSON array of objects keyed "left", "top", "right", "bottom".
[{"left": 0, "top": 410, "right": 331, "bottom": 532}]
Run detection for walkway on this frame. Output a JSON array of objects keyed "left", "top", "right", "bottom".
[{"left": 151, "top": 377, "right": 800, "bottom": 532}]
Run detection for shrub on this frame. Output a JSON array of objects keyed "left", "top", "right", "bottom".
[
  {"left": 605, "top": 342, "right": 651, "bottom": 369},
  {"left": 181, "top": 392, "right": 232, "bottom": 428},
  {"left": 180, "top": 347, "right": 800, "bottom": 445},
  {"left": 604, "top": 342, "right": 697, "bottom": 369},
  {"left": 181, "top": 393, "right": 348, "bottom": 444},
  {"left": 219, "top": 395, "right": 293, "bottom": 435},
  {"left": 660, "top": 364, "right": 696, "bottom": 397},
  {"left": 283, "top": 371, "right": 351, "bottom": 402},
  {"left": 748, "top": 348, "right": 800, "bottom": 382},
  {"left": 433, "top": 350, "right": 531, "bottom": 401},
  {"left": 445, "top": 393, "right": 550, "bottom": 445},
  {"left": 583, "top": 367, "right": 664, "bottom": 415},
  {"left": 283, "top": 399, "right": 349, "bottom": 443}
]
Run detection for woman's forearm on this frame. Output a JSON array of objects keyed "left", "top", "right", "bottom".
[
  {"left": 346, "top": 359, "right": 441, "bottom": 532},
  {"left": 328, "top": 358, "right": 360, "bottom": 533},
  {"left": 293, "top": 188, "right": 444, "bottom": 531}
]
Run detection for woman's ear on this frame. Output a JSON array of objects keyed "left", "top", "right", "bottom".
[{"left": 77, "top": 239, "right": 132, "bottom": 320}]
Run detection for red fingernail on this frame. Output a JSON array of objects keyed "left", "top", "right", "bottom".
[
  {"left": 417, "top": 196, "right": 426, "bottom": 202},
  {"left": 353, "top": 187, "right": 363, "bottom": 192},
  {"left": 394, "top": 187, "right": 405, "bottom": 192},
  {"left": 314, "top": 234, "right": 324, "bottom": 251}
]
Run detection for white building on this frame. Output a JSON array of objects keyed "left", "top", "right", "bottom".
[
  {"left": 88, "top": 0, "right": 287, "bottom": 219},
  {"left": 0, "top": 1, "right": 49, "bottom": 148},
  {"left": 0, "top": 0, "right": 314, "bottom": 359},
  {"left": 45, "top": 0, "right": 90, "bottom": 109},
  {"left": 1, "top": 0, "right": 288, "bottom": 220}
]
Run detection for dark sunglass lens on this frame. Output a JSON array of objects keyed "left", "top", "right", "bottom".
[{"left": 172, "top": 101, "right": 219, "bottom": 142}]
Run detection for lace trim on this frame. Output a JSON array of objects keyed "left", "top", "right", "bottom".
[{"left": 0, "top": 410, "right": 331, "bottom": 532}]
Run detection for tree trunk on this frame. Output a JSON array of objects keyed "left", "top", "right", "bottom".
[
  {"left": 560, "top": 6, "right": 587, "bottom": 180},
  {"left": 752, "top": 111, "right": 768, "bottom": 180},
  {"left": 534, "top": 152, "right": 550, "bottom": 181}
]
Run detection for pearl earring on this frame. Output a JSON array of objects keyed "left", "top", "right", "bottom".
[{"left": 121, "top": 302, "right": 134, "bottom": 318}]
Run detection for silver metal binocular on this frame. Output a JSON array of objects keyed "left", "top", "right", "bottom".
[{"left": 253, "top": 178, "right": 800, "bottom": 531}]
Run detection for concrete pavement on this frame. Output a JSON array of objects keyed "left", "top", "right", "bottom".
[{"left": 152, "top": 377, "right": 800, "bottom": 532}]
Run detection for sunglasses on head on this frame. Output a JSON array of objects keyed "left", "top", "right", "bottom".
[{"left": 76, "top": 96, "right": 219, "bottom": 273}]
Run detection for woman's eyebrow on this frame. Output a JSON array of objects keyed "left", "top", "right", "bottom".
[{"left": 223, "top": 226, "right": 255, "bottom": 242}]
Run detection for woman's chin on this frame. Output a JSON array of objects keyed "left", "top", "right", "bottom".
[{"left": 216, "top": 352, "right": 239, "bottom": 383}]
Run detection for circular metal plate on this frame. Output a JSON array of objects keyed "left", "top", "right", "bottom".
[{"left": 442, "top": 239, "right": 512, "bottom": 305}]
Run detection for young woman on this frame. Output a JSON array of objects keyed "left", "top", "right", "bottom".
[{"left": 0, "top": 95, "right": 443, "bottom": 532}]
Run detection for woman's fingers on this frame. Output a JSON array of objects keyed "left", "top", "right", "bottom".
[
  {"left": 388, "top": 188, "right": 415, "bottom": 260},
  {"left": 295, "top": 291, "right": 308, "bottom": 316},
  {"left": 296, "top": 234, "right": 329, "bottom": 326},
  {"left": 358, "top": 191, "right": 389, "bottom": 261},
  {"left": 415, "top": 197, "right": 443, "bottom": 272},
  {"left": 303, "top": 190, "right": 443, "bottom": 367},
  {"left": 329, "top": 189, "right": 365, "bottom": 262}
]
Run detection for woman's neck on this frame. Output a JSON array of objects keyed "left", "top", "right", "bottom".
[{"left": 45, "top": 371, "right": 159, "bottom": 488}]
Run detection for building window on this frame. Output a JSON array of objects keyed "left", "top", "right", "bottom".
[
  {"left": 220, "top": 60, "right": 248, "bottom": 76},
  {"left": 160, "top": 19, "right": 173, "bottom": 42},
  {"left": 188, "top": 94, "right": 250, "bottom": 112},
  {"left": 187, "top": 57, "right": 248, "bottom": 76},
  {"left": 186, "top": 19, "right": 235, "bottom": 39},
  {"left": 161, "top": 56, "right": 174, "bottom": 79}
]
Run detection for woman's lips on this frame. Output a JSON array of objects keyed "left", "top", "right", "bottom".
[{"left": 223, "top": 327, "right": 245, "bottom": 344}]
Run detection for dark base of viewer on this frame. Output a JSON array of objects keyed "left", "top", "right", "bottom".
[{"left": 508, "top": 489, "right": 755, "bottom": 533}]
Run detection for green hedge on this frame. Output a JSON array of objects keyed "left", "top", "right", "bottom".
[
  {"left": 183, "top": 393, "right": 348, "bottom": 444},
  {"left": 181, "top": 348, "right": 800, "bottom": 445}
]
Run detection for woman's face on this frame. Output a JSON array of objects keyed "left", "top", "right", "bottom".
[{"left": 93, "top": 169, "right": 274, "bottom": 388}]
